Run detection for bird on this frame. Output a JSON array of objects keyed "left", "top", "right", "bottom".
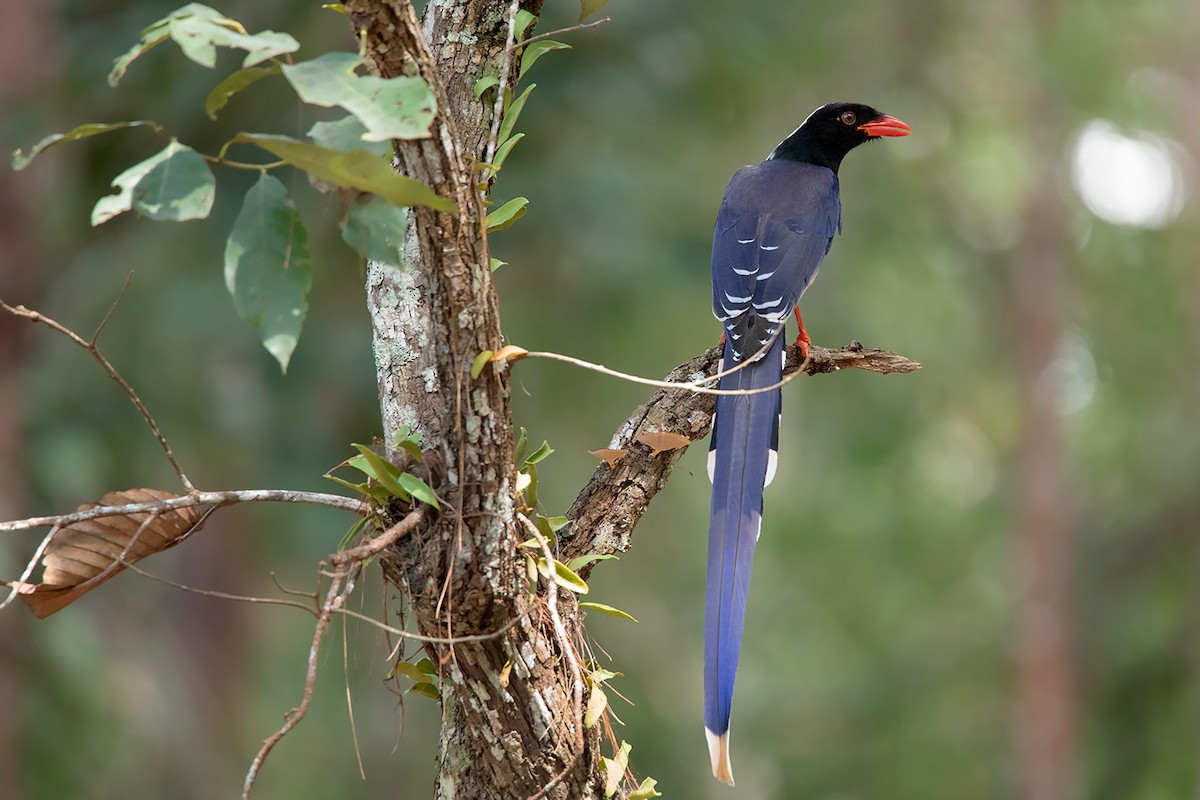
[{"left": 704, "top": 102, "right": 910, "bottom": 785}]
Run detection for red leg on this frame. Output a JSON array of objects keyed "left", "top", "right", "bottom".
[{"left": 792, "top": 306, "right": 810, "bottom": 360}]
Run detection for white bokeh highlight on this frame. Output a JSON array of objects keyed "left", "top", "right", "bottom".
[{"left": 1070, "top": 120, "right": 1189, "bottom": 229}]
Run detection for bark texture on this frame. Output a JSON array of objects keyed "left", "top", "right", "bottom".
[{"left": 346, "top": 3, "right": 602, "bottom": 799}]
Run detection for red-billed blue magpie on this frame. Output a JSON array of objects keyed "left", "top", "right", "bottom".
[{"left": 705, "top": 102, "right": 910, "bottom": 784}]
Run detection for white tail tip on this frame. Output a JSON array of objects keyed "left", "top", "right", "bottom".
[{"left": 705, "top": 728, "right": 736, "bottom": 786}]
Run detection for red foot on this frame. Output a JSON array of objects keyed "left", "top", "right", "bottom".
[
  {"left": 792, "top": 307, "right": 811, "bottom": 360},
  {"left": 717, "top": 330, "right": 726, "bottom": 348}
]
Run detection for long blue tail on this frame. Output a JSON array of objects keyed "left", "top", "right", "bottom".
[{"left": 704, "top": 333, "right": 783, "bottom": 785}]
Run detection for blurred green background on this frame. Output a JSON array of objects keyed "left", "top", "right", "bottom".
[{"left": 2, "top": 0, "right": 1199, "bottom": 798}]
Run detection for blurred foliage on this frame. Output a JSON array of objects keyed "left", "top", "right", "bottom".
[{"left": 3, "top": 0, "right": 1200, "bottom": 798}]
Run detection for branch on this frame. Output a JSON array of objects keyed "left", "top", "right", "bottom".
[
  {"left": 0, "top": 489, "right": 368, "bottom": 534},
  {"left": 558, "top": 341, "right": 921, "bottom": 565},
  {"left": 2, "top": 301, "right": 196, "bottom": 491},
  {"left": 243, "top": 562, "right": 352, "bottom": 800}
]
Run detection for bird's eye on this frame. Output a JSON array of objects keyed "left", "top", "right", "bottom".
[{"left": 839, "top": 111, "right": 857, "bottom": 125}]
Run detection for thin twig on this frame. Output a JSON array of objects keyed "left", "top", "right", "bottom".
[
  {"left": 91, "top": 272, "right": 134, "bottom": 344},
  {"left": 0, "top": 489, "right": 368, "bottom": 534},
  {"left": 118, "top": 554, "right": 527, "bottom": 646},
  {"left": 118, "top": 560, "right": 320, "bottom": 615},
  {"left": 0, "top": 523, "right": 60, "bottom": 612},
  {"left": 520, "top": 513, "right": 585, "bottom": 800},
  {"left": 2, "top": 302, "right": 195, "bottom": 491},
  {"left": 243, "top": 565, "right": 349, "bottom": 799},
  {"left": 507, "top": 17, "right": 611, "bottom": 51},
  {"left": 522, "top": 338, "right": 921, "bottom": 397},
  {"left": 482, "top": 0, "right": 522, "bottom": 175},
  {"left": 333, "top": 507, "right": 426, "bottom": 565}
]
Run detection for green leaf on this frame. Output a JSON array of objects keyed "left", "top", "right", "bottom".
[
  {"left": 407, "top": 681, "right": 440, "bottom": 700},
  {"left": 471, "top": 350, "right": 494, "bottom": 379},
  {"left": 602, "top": 741, "right": 632, "bottom": 798},
  {"left": 519, "top": 41, "right": 570, "bottom": 78},
  {"left": 205, "top": 64, "right": 280, "bottom": 120},
  {"left": 579, "top": 602, "right": 638, "bottom": 622},
  {"left": 589, "top": 667, "right": 621, "bottom": 683},
  {"left": 485, "top": 196, "right": 528, "bottom": 232},
  {"left": 324, "top": 472, "right": 372, "bottom": 496},
  {"left": 524, "top": 440, "right": 554, "bottom": 466},
  {"left": 132, "top": 141, "right": 215, "bottom": 221},
  {"left": 492, "top": 132, "right": 524, "bottom": 171},
  {"left": 341, "top": 196, "right": 408, "bottom": 263},
  {"left": 498, "top": 84, "right": 535, "bottom": 145},
  {"left": 490, "top": 258, "right": 507, "bottom": 272},
  {"left": 551, "top": 559, "right": 589, "bottom": 594},
  {"left": 584, "top": 683, "right": 607, "bottom": 728},
  {"left": 12, "top": 120, "right": 163, "bottom": 171},
  {"left": 282, "top": 53, "right": 436, "bottom": 141},
  {"left": 391, "top": 661, "right": 431, "bottom": 682},
  {"left": 580, "top": 0, "right": 609, "bottom": 21},
  {"left": 522, "top": 462, "right": 539, "bottom": 509},
  {"left": 514, "top": 427, "right": 529, "bottom": 465},
  {"left": 393, "top": 427, "right": 425, "bottom": 461},
  {"left": 628, "top": 778, "right": 662, "bottom": 800},
  {"left": 534, "top": 516, "right": 558, "bottom": 549},
  {"left": 337, "top": 515, "right": 370, "bottom": 550},
  {"left": 414, "top": 658, "right": 438, "bottom": 675},
  {"left": 308, "top": 115, "right": 392, "bottom": 156},
  {"left": 514, "top": 10, "right": 537, "bottom": 41},
  {"left": 92, "top": 141, "right": 215, "bottom": 225},
  {"left": 542, "top": 515, "right": 570, "bottom": 532},
  {"left": 397, "top": 472, "right": 440, "bottom": 510},
  {"left": 233, "top": 133, "right": 456, "bottom": 212},
  {"left": 473, "top": 74, "right": 499, "bottom": 99},
  {"left": 567, "top": 553, "right": 617, "bottom": 572},
  {"left": 350, "top": 444, "right": 411, "bottom": 500},
  {"left": 109, "top": 3, "right": 298, "bottom": 86},
  {"left": 223, "top": 173, "right": 312, "bottom": 372}
]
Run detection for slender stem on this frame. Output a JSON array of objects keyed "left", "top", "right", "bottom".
[
  {"left": 2, "top": 302, "right": 196, "bottom": 491},
  {"left": 0, "top": 489, "right": 368, "bottom": 533},
  {"left": 507, "top": 17, "right": 611, "bottom": 51}
]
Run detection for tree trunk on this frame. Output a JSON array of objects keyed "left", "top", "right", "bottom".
[{"left": 344, "top": 2, "right": 603, "bottom": 798}]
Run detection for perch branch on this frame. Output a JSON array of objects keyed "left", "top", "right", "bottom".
[{"left": 558, "top": 341, "right": 921, "bottom": 565}]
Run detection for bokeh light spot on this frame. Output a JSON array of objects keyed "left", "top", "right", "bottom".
[{"left": 1070, "top": 120, "right": 1188, "bottom": 229}]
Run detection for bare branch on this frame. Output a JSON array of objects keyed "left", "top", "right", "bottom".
[
  {"left": 333, "top": 507, "right": 427, "bottom": 565},
  {"left": 243, "top": 563, "right": 352, "bottom": 799},
  {"left": 483, "top": 0, "right": 522, "bottom": 175},
  {"left": 2, "top": 301, "right": 196, "bottom": 491},
  {"left": 0, "top": 489, "right": 368, "bottom": 534},
  {"left": 508, "top": 17, "right": 611, "bottom": 51}
]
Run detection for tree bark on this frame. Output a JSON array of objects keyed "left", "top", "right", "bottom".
[{"left": 346, "top": 3, "right": 604, "bottom": 799}]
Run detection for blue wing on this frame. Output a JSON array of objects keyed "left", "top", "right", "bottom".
[{"left": 704, "top": 159, "right": 841, "bottom": 785}]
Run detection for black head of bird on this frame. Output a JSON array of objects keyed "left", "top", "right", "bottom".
[{"left": 769, "top": 101, "right": 912, "bottom": 171}]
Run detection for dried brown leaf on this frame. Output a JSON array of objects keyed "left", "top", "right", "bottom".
[
  {"left": 634, "top": 431, "right": 690, "bottom": 457},
  {"left": 490, "top": 345, "right": 529, "bottom": 363},
  {"left": 14, "top": 489, "right": 205, "bottom": 618},
  {"left": 588, "top": 448, "right": 628, "bottom": 467}
]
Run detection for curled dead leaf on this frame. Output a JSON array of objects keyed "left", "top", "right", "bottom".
[
  {"left": 12, "top": 489, "right": 206, "bottom": 618},
  {"left": 490, "top": 345, "right": 529, "bottom": 363},
  {"left": 635, "top": 431, "right": 690, "bottom": 457},
  {"left": 588, "top": 448, "right": 628, "bottom": 467}
]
